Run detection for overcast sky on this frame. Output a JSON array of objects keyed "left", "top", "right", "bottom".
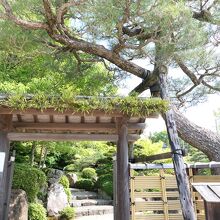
[{"left": 118, "top": 64, "right": 220, "bottom": 135}]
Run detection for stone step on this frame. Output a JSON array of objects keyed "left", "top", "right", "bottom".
[
  {"left": 75, "top": 214, "right": 113, "bottom": 220},
  {"left": 70, "top": 188, "right": 85, "bottom": 193},
  {"left": 72, "top": 191, "right": 99, "bottom": 200},
  {"left": 75, "top": 205, "right": 113, "bottom": 217},
  {"left": 71, "top": 199, "right": 113, "bottom": 207}
]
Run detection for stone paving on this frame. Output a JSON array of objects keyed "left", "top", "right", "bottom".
[{"left": 76, "top": 214, "right": 113, "bottom": 220}]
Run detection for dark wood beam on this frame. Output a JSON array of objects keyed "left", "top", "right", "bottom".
[
  {"left": 7, "top": 132, "right": 140, "bottom": 142},
  {"left": 135, "top": 150, "right": 187, "bottom": 163},
  {"left": 12, "top": 122, "right": 145, "bottom": 131},
  {"left": 0, "top": 132, "right": 10, "bottom": 220},
  {"left": 0, "top": 115, "right": 13, "bottom": 131},
  {"left": 116, "top": 118, "right": 130, "bottom": 220}
]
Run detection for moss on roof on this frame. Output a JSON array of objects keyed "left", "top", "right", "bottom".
[{"left": 0, "top": 94, "right": 168, "bottom": 117}]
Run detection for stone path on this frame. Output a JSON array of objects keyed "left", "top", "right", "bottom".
[
  {"left": 70, "top": 188, "right": 113, "bottom": 218},
  {"left": 76, "top": 214, "right": 113, "bottom": 220}
]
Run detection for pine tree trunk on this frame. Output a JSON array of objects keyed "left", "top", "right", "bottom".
[{"left": 174, "top": 108, "right": 220, "bottom": 174}]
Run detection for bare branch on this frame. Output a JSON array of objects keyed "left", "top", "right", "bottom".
[
  {"left": 0, "top": 0, "right": 49, "bottom": 30},
  {"left": 174, "top": 56, "right": 200, "bottom": 85},
  {"left": 56, "top": 0, "right": 86, "bottom": 24},
  {"left": 176, "top": 84, "right": 198, "bottom": 98},
  {"left": 51, "top": 34, "right": 151, "bottom": 80},
  {"left": 202, "top": 80, "right": 220, "bottom": 91},
  {"left": 42, "top": 0, "right": 56, "bottom": 28}
]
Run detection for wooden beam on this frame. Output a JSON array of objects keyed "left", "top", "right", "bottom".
[
  {"left": 0, "top": 132, "right": 10, "bottom": 220},
  {"left": 135, "top": 150, "right": 187, "bottom": 163},
  {"left": 13, "top": 122, "right": 145, "bottom": 131},
  {"left": 116, "top": 118, "right": 130, "bottom": 220},
  {"left": 0, "top": 115, "right": 13, "bottom": 131},
  {"left": 7, "top": 132, "right": 140, "bottom": 142}
]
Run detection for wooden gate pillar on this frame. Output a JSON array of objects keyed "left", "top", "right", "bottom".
[
  {"left": 116, "top": 117, "right": 130, "bottom": 220},
  {"left": 0, "top": 115, "right": 12, "bottom": 220}
]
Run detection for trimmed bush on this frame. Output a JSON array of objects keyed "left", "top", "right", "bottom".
[
  {"left": 59, "top": 207, "right": 75, "bottom": 220},
  {"left": 59, "top": 175, "right": 70, "bottom": 188},
  {"left": 96, "top": 174, "right": 113, "bottom": 188},
  {"left": 28, "top": 203, "right": 47, "bottom": 220},
  {"left": 101, "top": 181, "right": 113, "bottom": 197},
  {"left": 12, "top": 163, "right": 46, "bottom": 202},
  {"left": 75, "top": 179, "right": 94, "bottom": 191},
  {"left": 64, "top": 164, "right": 76, "bottom": 172},
  {"left": 82, "top": 168, "right": 97, "bottom": 179}
]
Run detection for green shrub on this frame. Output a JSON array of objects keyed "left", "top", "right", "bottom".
[
  {"left": 12, "top": 163, "right": 46, "bottom": 202},
  {"left": 101, "top": 181, "right": 113, "bottom": 197},
  {"left": 28, "top": 203, "right": 47, "bottom": 220},
  {"left": 59, "top": 175, "right": 70, "bottom": 188},
  {"left": 59, "top": 207, "right": 75, "bottom": 220},
  {"left": 64, "top": 188, "right": 72, "bottom": 203},
  {"left": 75, "top": 179, "right": 94, "bottom": 191},
  {"left": 96, "top": 174, "right": 113, "bottom": 188},
  {"left": 82, "top": 168, "right": 97, "bottom": 179},
  {"left": 64, "top": 164, "right": 76, "bottom": 172}
]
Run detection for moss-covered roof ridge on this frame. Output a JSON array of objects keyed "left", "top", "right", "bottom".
[{"left": 0, "top": 93, "right": 168, "bottom": 117}]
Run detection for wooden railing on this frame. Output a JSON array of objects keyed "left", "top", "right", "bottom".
[{"left": 130, "top": 163, "right": 220, "bottom": 220}]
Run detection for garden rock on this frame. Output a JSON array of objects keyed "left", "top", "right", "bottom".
[
  {"left": 66, "top": 173, "right": 78, "bottom": 187},
  {"left": 47, "top": 169, "right": 63, "bottom": 185},
  {"left": 47, "top": 183, "right": 69, "bottom": 216},
  {"left": 9, "top": 189, "right": 28, "bottom": 220}
]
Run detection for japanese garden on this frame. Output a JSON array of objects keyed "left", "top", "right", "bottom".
[{"left": 0, "top": 1, "right": 219, "bottom": 220}]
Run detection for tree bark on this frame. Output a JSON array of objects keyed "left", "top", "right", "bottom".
[{"left": 174, "top": 108, "right": 220, "bottom": 162}]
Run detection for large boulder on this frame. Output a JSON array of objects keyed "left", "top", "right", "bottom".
[
  {"left": 47, "top": 169, "right": 64, "bottom": 185},
  {"left": 9, "top": 189, "right": 28, "bottom": 220},
  {"left": 66, "top": 173, "right": 77, "bottom": 187},
  {"left": 47, "top": 183, "right": 69, "bottom": 216}
]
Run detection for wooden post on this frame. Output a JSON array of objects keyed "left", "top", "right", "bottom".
[
  {"left": 116, "top": 117, "right": 130, "bottom": 220},
  {"left": 159, "top": 67, "right": 196, "bottom": 220},
  {"left": 113, "top": 156, "right": 117, "bottom": 220},
  {"left": 128, "top": 142, "right": 134, "bottom": 163},
  {"left": 0, "top": 115, "right": 12, "bottom": 220}
]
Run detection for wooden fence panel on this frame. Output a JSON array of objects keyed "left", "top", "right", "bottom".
[{"left": 130, "top": 169, "right": 219, "bottom": 220}]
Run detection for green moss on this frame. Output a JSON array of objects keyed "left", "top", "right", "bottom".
[
  {"left": 75, "top": 179, "right": 95, "bottom": 191},
  {"left": 12, "top": 163, "right": 46, "bottom": 202},
  {"left": 59, "top": 207, "right": 75, "bottom": 220},
  {"left": 59, "top": 175, "right": 70, "bottom": 189},
  {"left": 0, "top": 94, "right": 168, "bottom": 117},
  {"left": 82, "top": 168, "right": 97, "bottom": 179},
  {"left": 28, "top": 203, "right": 47, "bottom": 220}
]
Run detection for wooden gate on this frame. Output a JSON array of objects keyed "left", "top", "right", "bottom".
[{"left": 130, "top": 164, "right": 220, "bottom": 220}]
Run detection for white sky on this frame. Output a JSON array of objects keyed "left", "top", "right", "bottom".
[{"left": 118, "top": 63, "right": 220, "bottom": 136}]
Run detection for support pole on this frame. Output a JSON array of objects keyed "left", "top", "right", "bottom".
[
  {"left": 159, "top": 67, "right": 196, "bottom": 220},
  {"left": 0, "top": 115, "right": 12, "bottom": 220},
  {"left": 0, "top": 132, "right": 10, "bottom": 220},
  {"left": 116, "top": 117, "right": 130, "bottom": 220},
  {"left": 128, "top": 142, "right": 134, "bottom": 163}
]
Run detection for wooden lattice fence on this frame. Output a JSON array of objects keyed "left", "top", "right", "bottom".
[{"left": 130, "top": 168, "right": 220, "bottom": 220}]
